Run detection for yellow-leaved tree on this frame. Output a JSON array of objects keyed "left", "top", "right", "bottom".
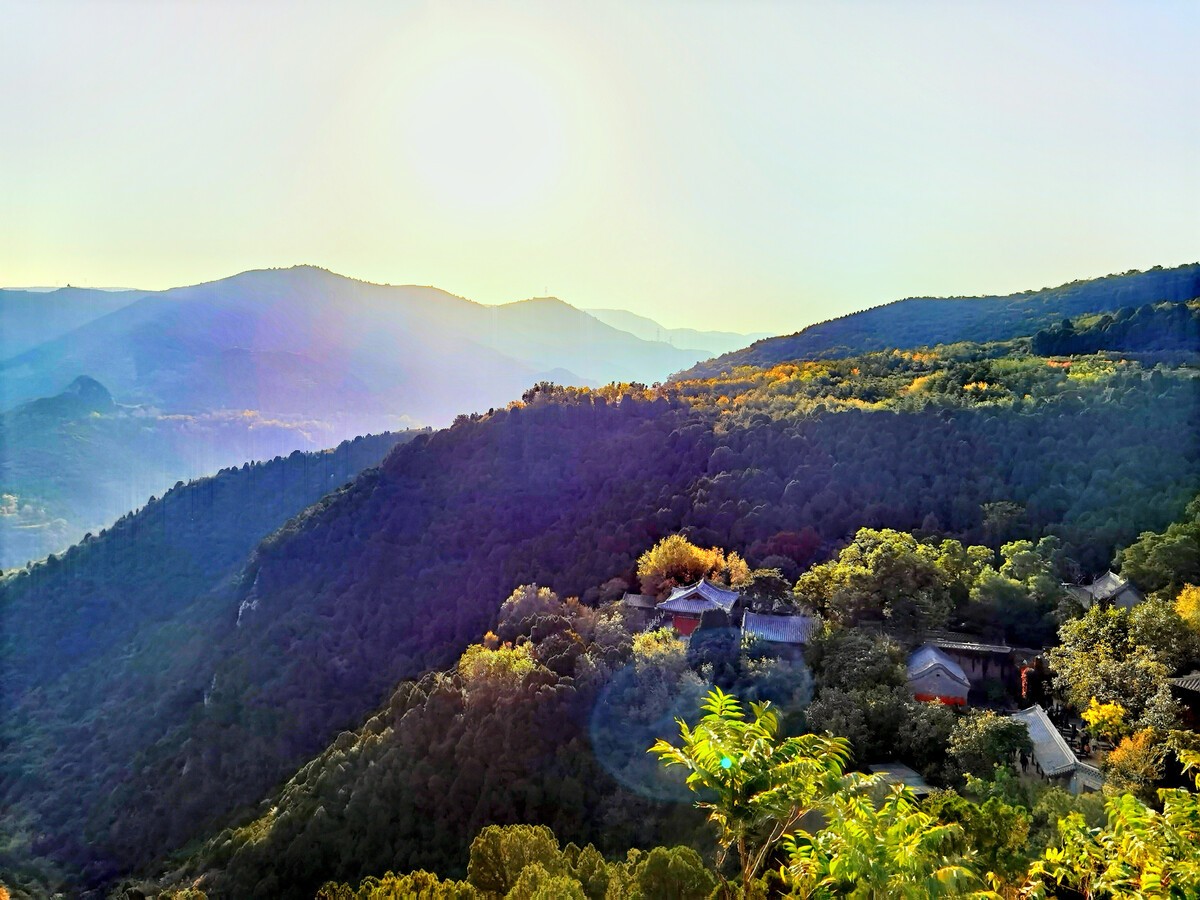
[
  {"left": 637, "top": 535, "right": 749, "bottom": 596},
  {"left": 1082, "top": 697, "right": 1128, "bottom": 743},
  {"left": 1175, "top": 584, "right": 1200, "bottom": 631}
]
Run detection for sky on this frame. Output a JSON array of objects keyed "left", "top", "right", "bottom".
[{"left": 3, "top": 0, "right": 1197, "bottom": 334}]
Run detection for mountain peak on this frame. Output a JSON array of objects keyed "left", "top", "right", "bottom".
[
  {"left": 60, "top": 375, "right": 115, "bottom": 412},
  {"left": 64, "top": 374, "right": 111, "bottom": 401},
  {"left": 7, "top": 375, "right": 115, "bottom": 418}
]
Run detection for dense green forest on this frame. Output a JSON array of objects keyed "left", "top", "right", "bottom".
[
  {"left": 1032, "top": 300, "right": 1200, "bottom": 357},
  {"left": 130, "top": 492, "right": 1200, "bottom": 899},
  {"left": 683, "top": 263, "right": 1200, "bottom": 378},
  {"left": 3, "top": 319, "right": 1198, "bottom": 896},
  {"left": 0, "top": 430, "right": 417, "bottom": 892}
]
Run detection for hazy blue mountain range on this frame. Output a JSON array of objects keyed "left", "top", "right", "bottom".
[
  {"left": 0, "top": 267, "right": 731, "bottom": 427},
  {"left": 0, "top": 373, "right": 418, "bottom": 569},
  {"left": 0, "top": 287, "right": 146, "bottom": 359},
  {"left": 0, "top": 268, "right": 763, "bottom": 567},
  {"left": 584, "top": 307, "right": 771, "bottom": 355},
  {"left": 679, "top": 263, "right": 1200, "bottom": 378}
]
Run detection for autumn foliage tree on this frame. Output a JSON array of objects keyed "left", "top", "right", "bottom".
[{"left": 637, "top": 535, "right": 749, "bottom": 597}]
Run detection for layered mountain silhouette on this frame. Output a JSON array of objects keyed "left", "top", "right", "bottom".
[
  {"left": 0, "top": 267, "right": 765, "bottom": 567},
  {"left": 0, "top": 287, "right": 144, "bottom": 359},
  {"left": 0, "top": 266, "right": 724, "bottom": 428},
  {"left": 0, "top": 373, "right": 418, "bottom": 569},
  {"left": 584, "top": 307, "right": 771, "bottom": 355}
]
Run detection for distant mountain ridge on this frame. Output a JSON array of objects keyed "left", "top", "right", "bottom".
[
  {"left": 0, "top": 267, "right": 735, "bottom": 567},
  {"left": 0, "top": 373, "right": 401, "bottom": 569},
  {"left": 0, "top": 287, "right": 146, "bottom": 359},
  {"left": 0, "top": 266, "right": 715, "bottom": 426},
  {"left": 679, "top": 264, "right": 1200, "bottom": 378},
  {"left": 584, "top": 307, "right": 769, "bottom": 355}
]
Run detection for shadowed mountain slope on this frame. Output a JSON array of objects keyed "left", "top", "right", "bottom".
[{"left": 680, "top": 264, "right": 1200, "bottom": 378}]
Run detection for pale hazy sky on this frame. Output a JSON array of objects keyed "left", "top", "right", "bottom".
[{"left": 3, "top": 1, "right": 1197, "bottom": 333}]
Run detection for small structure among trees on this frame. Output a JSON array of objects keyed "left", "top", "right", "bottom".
[
  {"left": 906, "top": 644, "right": 970, "bottom": 706},
  {"left": 1169, "top": 672, "right": 1200, "bottom": 728},
  {"left": 1010, "top": 703, "right": 1104, "bottom": 794},
  {"left": 742, "top": 611, "right": 817, "bottom": 647},
  {"left": 656, "top": 580, "right": 742, "bottom": 636},
  {"left": 924, "top": 631, "right": 1031, "bottom": 701},
  {"left": 866, "top": 762, "right": 933, "bottom": 797},
  {"left": 1063, "top": 570, "right": 1145, "bottom": 610},
  {"left": 620, "top": 591, "right": 663, "bottom": 629}
]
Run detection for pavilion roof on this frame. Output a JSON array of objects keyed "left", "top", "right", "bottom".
[
  {"left": 743, "top": 612, "right": 817, "bottom": 644},
  {"left": 1011, "top": 704, "right": 1077, "bottom": 777},
  {"left": 657, "top": 579, "right": 741, "bottom": 614}
]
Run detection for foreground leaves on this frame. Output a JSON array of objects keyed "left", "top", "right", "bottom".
[{"left": 650, "top": 688, "right": 851, "bottom": 888}]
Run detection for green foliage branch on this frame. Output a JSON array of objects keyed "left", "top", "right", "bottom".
[{"left": 649, "top": 687, "right": 851, "bottom": 891}]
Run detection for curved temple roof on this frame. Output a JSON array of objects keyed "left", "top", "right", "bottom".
[
  {"left": 742, "top": 612, "right": 817, "bottom": 644},
  {"left": 656, "top": 579, "right": 741, "bottom": 614},
  {"left": 1010, "top": 704, "right": 1078, "bottom": 777}
]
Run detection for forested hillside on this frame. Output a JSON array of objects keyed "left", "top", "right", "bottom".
[
  {"left": 0, "top": 430, "right": 417, "bottom": 891},
  {"left": 682, "top": 263, "right": 1200, "bottom": 378},
  {"left": 145, "top": 496, "right": 1200, "bottom": 900},
  {"left": 5, "top": 338, "right": 1197, "bottom": 894},
  {"left": 1032, "top": 299, "right": 1200, "bottom": 356}
]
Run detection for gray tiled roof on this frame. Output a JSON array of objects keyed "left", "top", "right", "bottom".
[
  {"left": 657, "top": 597, "right": 721, "bottom": 615},
  {"left": 1011, "top": 704, "right": 1077, "bottom": 777},
  {"left": 657, "top": 579, "right": 741, "bottom": 614},
  {"left": 927, "top": 632, "right": 1012, "bottom": 655},
  {"left": 621, "top": 592, "right": 659, "bottom": 610},
  {"left": 1062, "top": 571, "right": 1145, "bottom": 609},
  {"left": 1063, "top": 584, "right": 1093, "bottom": 605},
  {"left": 743, "top": 612, "right": 817, "bottom": 644},
  {"left": 907, "top": 644, "right": 970, "bottom": 689},
  {"left": 1090, "top": 571, "right": 1128, "bottom": 601},
  {"left": 1170, "top": 673, "right": 1200, "bottom": 694}
]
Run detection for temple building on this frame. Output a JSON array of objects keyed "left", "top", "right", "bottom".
[
  {"left": 742, "top": 611, "right": 818, "bottom": 647},
  {"left": 1010, "top": 704, "right": 1104, "bottom": 794},
  {"left": 655, "top": 580, "right": 743, "bottom": 636},
  {"left": 906, "top": 644, "right": 970, "bottom": 706},
  {"left": 921, "top": 631, "right": 1038, "bottom": 701},
  {"left": 619, "top": 591, "right": 663, "bottom": 629},
  {"left": 1062, "top": 570, "right": 1145, "bottom": 610},
  {"left": 620, "top": 581, "right": 819, "bottom": 648}
]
